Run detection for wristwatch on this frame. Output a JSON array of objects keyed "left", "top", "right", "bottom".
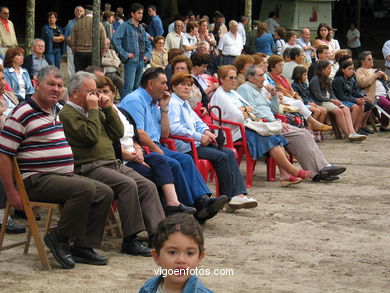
[{"left": 160, "top": 107, "right": 169, "bottom": 113}]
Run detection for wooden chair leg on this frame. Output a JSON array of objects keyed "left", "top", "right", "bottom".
[
  {"left": 368, "top": 112, "right": 378, "bottom": 132},
  {"left": 24, "top": 204, "right": 51, "bottom": 270},
  {"left": 0, "top": 202, "right": 11, "bottom": 252},
  {"left": 329, "top": 114, "right": 343, "bottom": 139},
  {"left": 107, "top": 206, "right": 122, "bottom": 239}
]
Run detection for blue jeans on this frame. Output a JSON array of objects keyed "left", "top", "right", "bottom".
[
  {"left": 125, "top": 153, "right": 174, "bottom": 186},
  {"left": 123, "top": 61, "right": 144, "bottom": 97},
  {"left": 156, "top": 144, "right": 211, "bottom": 206},
  {"left": 45, "top": 47, "right": 62, "bottom": 69},
  {"left": 196, "top": 145, "right": 247, "bottom": 198}
]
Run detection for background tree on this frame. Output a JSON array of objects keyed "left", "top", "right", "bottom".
[{"left": 25, "top": 0, "right": 35, "bottom": 55}]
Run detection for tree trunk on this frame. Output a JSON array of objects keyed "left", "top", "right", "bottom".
[
  {"left": 355, "top": 0, "right": 361, "bottom": 29},
  {"left": 244, "top": 0, "right": 252, "bottom": 31},
  {"left": 92, "top": 0, "right": 101, "bottom": 67},
  {"left": 170, "top": 0, "right": 179, "bottom": 18},
  {"left": 25, "top": 0, "right": 35, "bottom": 55}
]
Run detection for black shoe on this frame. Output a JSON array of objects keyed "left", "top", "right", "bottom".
[
  {"left": 361, "top": 127, "right": 374, "bottom": 134},
  {"left": 164, "top": 204, "right": 197, "bottom": 216},
  {"left": 319, "top": 165, "right": 346, "bottom": 177},
  {"left": 357, "top": 129, "right": 369, "bottom": 135},
  {"left": 0, "top": 218, "right": 26, "bottom": 234},
  {"left": 379, "top": 127, "right": 390, "bottom": 132},
  {"left": 196, "top": 195, "right": 228, "bottom": 220},
  {"left": 14, "top": 209, "right": 41, "bottom": 221},
  {"left": 44, "top": 232, "right": 75, "bottom": 269},
  {"left": 321, "top": 175, "right": 340, "bottom": 182},
  {"left": 147, "top": 233, "right": 155, "bottom": 249},
  {"left": 70, "top": 246, "right": 108, "bottom": 265},
  {"left": 121, "top": 239, "right": 152, "bottom": 257}
]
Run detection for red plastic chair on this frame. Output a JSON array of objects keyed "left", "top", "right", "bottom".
[
  {"left": 161, "top": 136, "right": 220, "bottom": 197},
  {"left": 210, "top": 112, "right": 293, "bottom": 187}
]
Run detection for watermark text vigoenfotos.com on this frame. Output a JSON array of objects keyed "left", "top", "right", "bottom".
[{"left": 154, "top": 267, "right": 234, "bottom": 278}]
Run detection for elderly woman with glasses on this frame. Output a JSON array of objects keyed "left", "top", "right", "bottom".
[
  {"left": 168, "top": 71, "right": 258, "bottom": 210},
  {"left": 210, "top": 65, "right": 313, "bottom": 186}
]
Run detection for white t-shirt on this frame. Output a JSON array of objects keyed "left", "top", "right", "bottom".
[
  {"left": 346, "top": 29, "right": 361, "bottom": 48},
  {"left": 117, "top": 106, "right": 136, "bottom": 164},
  {"left": 375, "top": 80, "right": 387, "bottom": 96},
  {"left": 180, "top": 33, "right": 197, "bottom": 58},
  {"left": 217, "top": 32, "right": 243, "bottom": 56}
]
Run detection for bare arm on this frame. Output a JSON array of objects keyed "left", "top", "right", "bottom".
[
  {"left": 158, "top": 91, "right": 171, "bottom": 139},
  {"left": 137, "top": 129, "right": 164, "bottom": 154},
  {"left": 0, "top": 154, "right": 23, "bottom": 210}
]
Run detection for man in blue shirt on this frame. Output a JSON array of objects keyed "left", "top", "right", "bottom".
[
  {"left": 119, "top": 67, "right": 228, "bottom": 224},
  {"left": 112, "top": 3, "right": 152, "bottom": 97},
  {"left": 146, "top": 5, "right": 164, "bottom": 39}
]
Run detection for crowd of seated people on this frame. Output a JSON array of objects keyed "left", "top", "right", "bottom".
[{"left": 1, "top": 4, "right": 390, "bottom": 275}]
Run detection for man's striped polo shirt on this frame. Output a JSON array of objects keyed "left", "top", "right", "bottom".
[{"left": 0, "top": 97, "right": 74, "bottom": 178}]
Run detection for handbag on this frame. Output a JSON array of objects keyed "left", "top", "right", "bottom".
[{"left": 245, "top": 119, "right": 283, "bottom": 136}]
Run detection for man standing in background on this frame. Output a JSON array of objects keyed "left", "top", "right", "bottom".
[
  {"left": 65, "top": 6, "right": 84, "bottom": 77},
  {"left": 112, "top": 3, "right": 152, "bottom": 96},
  {"left": 0, "top": 7, "right": 17, "bottom": 59},
  {"left": 146, "top": 5, "right": 164, "bottom": 38}
]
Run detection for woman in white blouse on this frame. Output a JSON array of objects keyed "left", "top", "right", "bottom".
[{"left": 210, "top": 65, "right": 312, "bottom": 187}]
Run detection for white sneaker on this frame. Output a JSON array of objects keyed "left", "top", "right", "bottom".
[
  {"left": 348, "top": 133, "right": 366, "bottom": 142},
  {"left": 226, "top": 195, "right": 258, "bottom": 212}
]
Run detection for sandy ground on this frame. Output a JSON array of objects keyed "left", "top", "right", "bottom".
[{"left": 0, "top": 131, "right": 389, "bottom": 293}]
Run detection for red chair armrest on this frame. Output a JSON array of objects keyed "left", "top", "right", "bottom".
[
  {"left": 159, "top": 138, "right": 177, "bottom": 151},
  {"left": 142, "top": 146, "right": 150, "bottom": 154},
  {"left": 209, "top": 111, "right": 246, "bottom": 145},
  {"left": 206, "top": 123, "right": 234, "bottom": 149},
  {"left": 168, "top": 135, "right": 200, "bottom": 168}
]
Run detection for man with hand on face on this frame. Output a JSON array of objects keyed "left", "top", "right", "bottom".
[
  {"left": 0, "top": 66, "right": 114, "bottom": 269},
  {"left": 59, "top": 71, "right": 165, "bottom": 257},
  {"left": 119, "top": 67, "right": 228, "bottom": 224}
]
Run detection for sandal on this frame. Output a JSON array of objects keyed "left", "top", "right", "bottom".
[
  {"left": 297, "top": 169, "right": 312, "bottom": 180},
  {"left": 280, "top": 176, "right": 304, "bottom": 187}
]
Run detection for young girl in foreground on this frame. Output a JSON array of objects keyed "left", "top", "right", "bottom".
[{"left": 139, "top": 214, "right": 212, "bottom": 293}]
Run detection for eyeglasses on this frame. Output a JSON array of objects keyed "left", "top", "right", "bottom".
[{"left": 227, "top": 76, "right": 238, "bottom": 80}]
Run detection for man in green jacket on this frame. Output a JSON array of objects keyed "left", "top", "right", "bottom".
[{"left": 59, "top": 71, "right": 164, "bottom": 257}]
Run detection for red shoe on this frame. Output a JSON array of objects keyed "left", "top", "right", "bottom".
[{"left": 297, "top": 169, "right": 312, "bottom": 180}]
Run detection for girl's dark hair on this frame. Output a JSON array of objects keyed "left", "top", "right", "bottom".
[
  {"left": 315, "top": 60, "right": 332, "bottom": 90},
  {"left": 153, "top": 213, "right": 204, "bottom": 254},
  {"left": 292, "top": 66, "right": 307, "bottom": 83},
  {"left": 338, "top": 54, "right": 352, "bottom": 66},
  {"left": 316, "top": 23, "right": 331, "bottom": 41},
  {"left": 336, "top": 60, "right": 354, "bottom": 77}
]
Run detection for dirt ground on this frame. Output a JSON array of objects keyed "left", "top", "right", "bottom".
[{"left": 0, "top": 130, "right": 389, "bottom": 293}]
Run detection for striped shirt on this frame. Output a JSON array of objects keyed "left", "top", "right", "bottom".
[{"left": 0, "top": 98, "right": 74, "bottom": 178}]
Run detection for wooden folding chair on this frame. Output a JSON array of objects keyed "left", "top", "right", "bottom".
[
  {"left": 0, "top": 157, "right": 61, "bottom": 270},
  {"left": 329, "top": 113, "right": 343, "bottom": 139},
  {"left": 105, "top": 205, "right": 122, "bottom": 238}
]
